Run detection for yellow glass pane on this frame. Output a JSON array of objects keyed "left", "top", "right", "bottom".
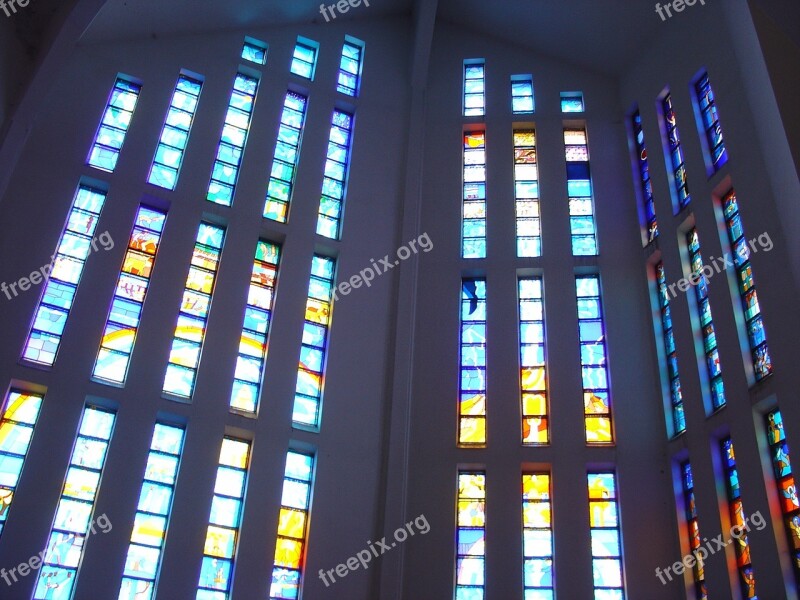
[
  {"left": 122, "top": 251, "right": 154, "bottom": 278},
  {"left": 264, "top": 200, "right": 288, "bottom": 223},
  {"left": 460, "top": 393, "right": 485, "bottom": 416},
  {"left": 589, "top": 501, "right": 617, "bottom": 527},
  {"left": 274, "top": 538, "right": 304, "bottom": 569},
  {"left": 204, "top": 525, "right": 236, "bottom": 558},
  {"left": 459, "top": 474, "right": 485, "bottom": 498},
  {"left": 521, "top": 368, "right": 546, "bottom": 391},
  {"left": 459, "top": 417, "right": 486, "bottom": 445},
  {"left": 522, "top": 474, "right": 550, "bottom": 500},
  {"left": 458, "top": 500, "right": 485, "bottom": 527},
  {"left": 219, "top": 438, "right": 249, "bottom": 468},
  {"left": 584, "top": 393, "right": 608, "bottom": 415},
  {"left": 513, "top": 131, "right": 536, "bottom": 147},
  {"left": 186, "top": 267, "right": 214, "bottom": 294},
  {"left": 305, "top": 299, "right": 330, "bottom": 325},
  {"left": 523, "top": 501, "right": 551, "bottom": 527},
  {"left": 585, "top": 417, "right": 612, "bottom": 443},
  {"left": 277, "top": 508, "right": 307, "bottom": 539},
  {"left": 523, "top": 418, "right": 548, "bottom": 444},
  {"left": 522, "top": 393, "right": 546, "bottom": 416}
]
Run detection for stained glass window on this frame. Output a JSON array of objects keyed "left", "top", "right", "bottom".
[
  {"left": 92, "top": 205, "right": 167, "bottom": 385},
  {"left": 337, "top": 38, "right": 364, "bottom": 97},
  {"left": 514, "top": 130, "right": 541, "bottom": 257},
  {"left": 564, "top": 128, "right": 598, "bottom": 255},
  {"left": 464, "top": 62, "right": 485, "bottom": 117},
  {"left": 292, "top": 255, "right": 336, "bottom": 428},
  {"left": 720, "top": 438, "right": 758, "bottom": 598},
  {"left": 230, "top": 240, "right": 281, "bottom": 414},
  {"left": 33, "top": 406, "right": 116, "bottom": 599},
  {"left": 631, "top": 110, "right": 658, "bottom": 242},
  {"left": 456, "top": 471, "right": 485, "bottom": 600},
  {"left": 88, "top": 77, "right": 141, "bottom": 172},
  {"left": 655, "top": 262, "right": 685, "bottom": 435},
  {"left": 0, "top": 389, "right": 44, "bottom": 539},
  {"left": 148, "top": 74, "right": 203, "bottom": 190},
  {"left": 765, "top": 409, "right": 800, "bottom": 583},
  {"left": 196, "top": 437, "right": 251, "bottom": 599},
  {"left": 162, "top": 222, "right": 226, "bottom": 399},
  {"left": 241, "top": 38, "right": 267, "bottom": 65},
  {"left": 722, "top": 190, "right": 772, "bottom": 381},
  {"left": 460, "top": 278, "right": 487, "bottom": 446},
  {"left": 695, "top": 73, "right": 727, "bottom": 170},
  {"left": 519, "top": 277, "right": 548, "bottom": 444},
  {"left": 522, "top": 473, "right": 554, "bottom": 597},
  {"left": 576, "top": 276, "right": 613, "bottom": 444},
  {"left": 23, "top": 184, "right": 107, "bottom": 366},
  {"left": 663, "top": 93, "right": 691, "bottom": 210},
  {"left": 290, "top": 39, "right": 317, "bottom": 80},
  {"left": 561, "top": 92, "right": 584, "bottom": 113},
  {"left": 511, "top": 75, "right": 534, "bottom": 114},
  {"left": 463, "top": 132, "right": 487, "bottom": 259},
  {"left": 269, "top": 450, "right": 315, "bottom": 599},
  {"left": 588, "top": 472, "right": 624, "bottom": 599},
  {"left": 119, "top": 423, "right": 185, "bottom": 599},
  {"left": 264, "top": 91, "right": 309, "bottom": 223},
  {"left": 680, "top": 462, "right": 708, "bottom": 599},
  {"left": 206, "top": 73, "right": 259, "bottom": 206},
  {"left": 687, "top": 229, "right": 726, "bottom": 410},
  {"left": 315, "top": 110, "right": 354, "bottom": 239}
]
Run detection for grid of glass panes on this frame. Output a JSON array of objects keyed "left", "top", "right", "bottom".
[
  {"left": 337, "top": 40, "right": 364, "bottom": 96},
  {"left": 292, "top": 255, "right": 336, "bottom": 428},
  {"left": 162, "top": 222, "right": 226, "bottom": 399},
  {"left": 463, "top": 62, "right": 485, "bottom": 117},
  {"left": 720, "top": 438, "right": 758, "bottom": 599},
  {"left": 269, "top": 450, "right": 315, "bottom": 599},
  {"left": 206, "top": 73, "right": 259, "bottom": 206},
  {"left": 241, "top": 39, "right": 267, "bottom": 65},
  {"left": 0, "top": 389, "right": 44, "bottom": 539},
  {"left": 33, "top": 406, "right": 116, "bottom": 599},
  {"left": 561, "top": 92, "right": 584, "bottom": 112},
  {"left": 662, "top": 93, "right": 691, "bottom": 209},
  {"left": 564, "top": 128, "right": 598, "bottom": 255},
  {"left": 263, "top": 91, "right": 309, "bottom": 223},
  {"left": 118, "top": 423, "right": 185, "bottom": 599},
  {"left": 230, "top": 240, "right": 281, "bottom": 414},
  {"left": 587, "top": 472, "right": 624, "bottom": 600},
  {"left": 22, "top": 184, "right": 107, "bottom": 366},
  {"left": 316, "top": 110, "right": 354, "bottom": 239},
  {"left": 514, "top": 129, "right": 541, "bottom": 257},
  {"left": 722, "top": 190, "right": 772, "bottom": 381},
  {"left": 632, "top": 110, "right": 658, "bottom": 242},
  {"left": 459, "top": 278, "right": 487, "bottom": 446},
  {"left": 148, "top": 74, "right": 203, "bottom": 190},
  {"left": 519, "top": 277, "right": 548, "bottom": 444},
  {"left": 463, "top": 131, "right": 487, "bottom": 259},
  {"left": 522, "top": 473, "right": 554, "bottom": 597},
  {"left": 92, "top": 205, "right": 167, "bottom": 385},
  {"left": 576, "top": 276, "right": 613, "bottom": 444},
  {"left": 88, "top": 77, "right": 141, "bottom": 172},
  {"left": 656, "top": 262, "right": 685, "bottom": 435},
  {"left": 456, "top": 471, "right": 486, "bottom": 600},
  {"left": 290, "top": 41, "right": 317, "bottom": 79},
  {"left": 687, "top": 228, "right": 726, "bottom": 410},
  {"left": 196, "top": 437, "right": 251, "bottom": 599},
  {"left": 695, "top": 73, "right": 727, "bottom": 170},
  {"left": 680, "top": 462, "right": 708, "bottom": 599},
  {"left": 511, "top": 75, "right": 534, "bottom": 113}
]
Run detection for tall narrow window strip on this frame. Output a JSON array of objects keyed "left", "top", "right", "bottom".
[
  {"left": 148, "top": 74, "right": 203, "bottom": 190},
  {"left": 687, "top": 229, "right": 726, "bottom": 410},
  {"left": 576, "top": 276, "right": 613, "bottom": 444},
  {"left": 269, "top": 450, "right": 315, "bottom": 599},
  {"left": 723, "top": 190, "right": 772, "bottom": 381},
  {"left": 695, "top": 73, "right": 727, "bottom": 170},
  {"left": 316, "top": 110, "right": 354, "bottom": 239},
  {"left": 519, "top": 278, "right": 548, "bottom": 444},
  {"left": 196, "top": 437, "right": 251, "bottom": 599},
  {"left": 564, "top": 128, "right": 598, "bottom": 255},
  {"left": 230, "top": 241, "right": 281, "bottom": 414},
  {"left": 522, "top": 473, "right": 554, "bottom": 596},
  {"left": 337, "top": 40, "right": 364, "bottom": 97},
  {"left": 459, "top": 278, "right": 487, "bottom": 446},
  {"left": 588, "top": 472, "right": 625, "bottom": 599},
  {"left": 119, "top": 423, "right": 185, "bottom": 599},
  {"left": 765, "top": 409, "right": 800, "bottom": 583},
  {"left": 721, "top": 438, "right": 758, "bottom": 598},
  {"left": 514, "top": 130, "right": 541, "bottom": 257},
  {"left": 206, "top": 73, "right": 259, "bottom": 206},
  {"left": 88, "top": 77, "right": 141, "bottom": 172},
  {"left": 464, "top": 62, "right": 485, "bottom": 117},
  {"left": 22, "top": 184, "right": 107, "bottom": 366},
  {"left": 264, "top": 91, "right": 309, "bottom": 223},
  {"left": 241, "top": 39, "right": 267, "bottom": 65},
  {"left": 632, "top": 110, "right": 659, "bottom": 242},
  {"left": 456, "top": 471, "right": 486, "bottom": 600},
  {"left": 680, "top": 462, "right": 708, "bottom": 599},
  {"left": 511, "top": 76, "right": 534, "bottom": 114},
  {"left": 292, "top": 255, "right": 336, "bottom": 428},
  {"left": 92, "top": 205, "right": 167, "bottom": 385},
  {"left": 33, "top": 406, "right": 116, "bottom": 599},
  {"left": 663, "top": 93, "right": 691, "bottom": 209},
  {"left": 0, "top": 389, "right": 44, "bottom": 539},
  {"left": 463, "top": 132, "right": 487, "bottom": 259},
  {"left": 290, "top": 40, "right": 317, "bottom": 80},
  {"left": 656, "top": 263, "right": 685, "bottom": 435},
  {"left": 162, "top": 222, "right": 226, "bottom": 399}
]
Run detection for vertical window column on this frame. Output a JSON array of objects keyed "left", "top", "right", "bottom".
[
  {"left": 316, "top": 110, "right": 354, "bottom": 240},
  {"left": 463, "top": 62, "right": 485, "bottom": 117},
  {"left": 519, "top": 277, "right": 548, "bottom": 444},
  {"left": 522, "top": 473, "right": 554, "bottom": 597},
  {"left": 694, "top": 73, "right": 727, "bottom": 170},
  {"left": 462, "top": 132, "right": 487, "bottom": 259},
  {"left": 564, "top": 128, "right": 598, "bottom": 255},
  {"left": 337, "top": 38, "right": 364, "bottom": 97},
  {"left": 511, "top": 75, "right": 534, "bottom": 114},
  {"left": 662, "top": 93, "right": 691, "bottom": 209},
  {"left": 513, "top": 130, "right": 541, "bottom": 257},
  {"left": 680, "top": 462, "right": 708, "bottom": 598},
  {"left": 455, "top": 471, "right": 486, "bottom": 600},
  {"left": 631, "top": 110, "right": 658, "bottom": 242},
  {"left": 459, "top": 278, "right": 487, "bottom": 446},
  {"left": 88, "top": 77, "right": 141, "bottom": 172},
  {"left": 587, "top": 472, "right": 625, "bottom": 599},
  {"left": 655, "top": 263, "right": 685, "bottom": 435}
]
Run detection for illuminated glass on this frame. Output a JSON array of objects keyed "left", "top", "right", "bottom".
[
  {"left": 680, "top": 462, "right": 708, "bottom": 599},
  {"left": 241, "top": 39, "right": 267, "bottom": 65},
  {"left": 561, "top": 92, "right": 584, "bottom": 113},
  {"left": 290, "top": 40, "right": 317, "bottom": 80},
  {"left": 663, "top": 93, "right": 691, "bottom": 209},
  {"left": 511, "top": 75, "right": 534, "bottom": 114},
  {"left": 459, "top": 278, "right": 486, "bottom": 446},
  {"left": 316, "top": 110, "right": 354, "bottom": 239},
  {"left": 519, "top": 277, "right": 548, "bottom": 444},
  {"left": 464, "top": 62, "right": 485, "bottom": 117},
  {"left": 522, "top": 473, "right": 554, "bottom": 598},
  {"left": 337, "top": 39, "right": 364, "bottom": 97},
  {"left": 588, "top": 472, "right": 624, "bottom": 599},
  {"left": 463, "top": 132, "right": 487, "bottom": 259},
  {"left": 514, "top": 130, "right": 541, "bottom": 257},
  {"left": 564, "top": 128, "right": 598, "bottom": 255},
  {"left": 655, "top": 262, "right": 685, "bottom": 435},
  {"left": 456, "top": 471, "right": 486, "bottom": 600},
  {"left": 631, "top": 110, "right": 658, "bottom": 242},
  {"left": 88, "top": 77, "right": 141, "bottom": 172},
  {"left": 695, "top": 73, "right": 727, "bottom": 170}
]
